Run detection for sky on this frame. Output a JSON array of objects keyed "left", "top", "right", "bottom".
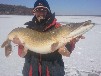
[{"left": 0, "top": 0, "right": 101, "bottom": 15}]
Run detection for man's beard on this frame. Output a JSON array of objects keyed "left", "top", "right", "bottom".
[{"left": 37, "top": 15, "right": 46, "bottom": 22}]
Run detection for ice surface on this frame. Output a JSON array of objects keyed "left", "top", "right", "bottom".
[{"left": 0, "top": 15, "right": 101, "bottom": 76}]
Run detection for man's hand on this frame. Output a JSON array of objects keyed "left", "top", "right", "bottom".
[
  {"left": 58, "top": 46, "right": 71, "bottom": 57},
  {"left": 12, "top": 37, "right": 28, "bottom": 57},
  {"left": 71, "top": 35, "right": 85, "bottom": 44},
  {"left": 18, "top": 45, "right": 28, "bottom": 58},
  {"left": 58, "top": 35, "right": 85, "bottom": 57}
]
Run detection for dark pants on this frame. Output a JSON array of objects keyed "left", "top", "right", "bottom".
[
  {"left": 22, "top": 54, "right": 32, "bottom": 76},
  {"left": 22, "top": 52, "right": 65, "bottom": 76}
]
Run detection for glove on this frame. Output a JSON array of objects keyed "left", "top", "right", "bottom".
[{"left": 18, "top": 45, "right": 28, "bottom": 57}]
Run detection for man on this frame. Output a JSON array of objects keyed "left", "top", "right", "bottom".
[{"left": 13, "top": 0, "right": 85, "bottom": 76}]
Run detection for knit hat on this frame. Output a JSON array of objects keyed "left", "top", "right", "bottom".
[{"left": 33, "top": 0, "right": 51, "bottom": 12}]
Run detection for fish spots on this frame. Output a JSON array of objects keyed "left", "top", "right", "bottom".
[{"left": 52, "top": 31, "right": 55, "bottom": 34}]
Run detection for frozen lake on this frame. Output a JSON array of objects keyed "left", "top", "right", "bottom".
[{"left": 0, "top": 15, "right": 101, "bottom": 76}]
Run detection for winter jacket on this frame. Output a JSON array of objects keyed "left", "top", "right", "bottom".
[{"left": 18, "top": 13, "right": 75, "bottom": 76}]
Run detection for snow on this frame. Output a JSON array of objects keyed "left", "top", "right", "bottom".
[{"left": 0, "top": 15, "right": 101, "bottom": 76}]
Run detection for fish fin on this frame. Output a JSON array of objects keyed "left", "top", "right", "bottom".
[
  {"left": 51, "top": 42, "right": 59, "bottom": 52},
  {"left": 1, "top": 39, "right": 12, "bottom": 57}
]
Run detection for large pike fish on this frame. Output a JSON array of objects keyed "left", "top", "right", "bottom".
[{"left": 1, "top": 20, "right": 95, "bottom": 56}]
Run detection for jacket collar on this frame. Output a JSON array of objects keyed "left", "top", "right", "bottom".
[{"left": 32, "top": 13, "right": 56, "bottom": 32}]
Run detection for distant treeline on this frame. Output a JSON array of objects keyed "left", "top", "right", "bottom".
[
  {"left": 0, "top": 4, "right": 33, "bottom": 15},
  {"left": 0, "top": 4, "right": 101, "bottom": 16}
]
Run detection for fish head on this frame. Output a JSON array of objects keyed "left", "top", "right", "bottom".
[{"left": 67, "top": 21, "right": 95, "bottom": 39}]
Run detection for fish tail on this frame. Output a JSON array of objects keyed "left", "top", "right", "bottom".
[{"left": 1, "top": 39, "right": 12, "bottom": 57}]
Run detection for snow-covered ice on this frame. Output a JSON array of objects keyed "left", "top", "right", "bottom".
[{"left": 0, "top": 15, "right": 101, "bottom": 76}]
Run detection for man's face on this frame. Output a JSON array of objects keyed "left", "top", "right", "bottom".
[{"left": 34, "top": 7, "right": 48, "bottom": 21}]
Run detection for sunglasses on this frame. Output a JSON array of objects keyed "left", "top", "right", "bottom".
[{"left": 34, "top": 8, "right": 48, "bottom": 12}]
